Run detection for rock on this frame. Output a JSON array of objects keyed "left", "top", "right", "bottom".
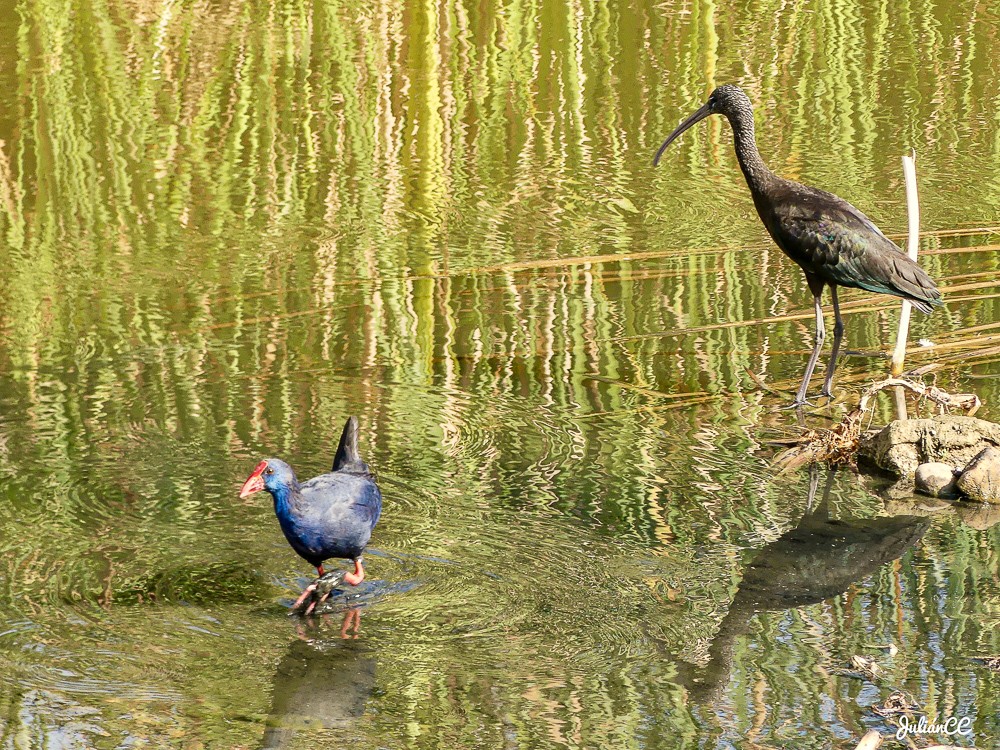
[
  {"left": 954, "top": 501, "right": 1000, "bottom": 530},
  {"left": 883, "top": 496, "right": 953, "bottom": 517},
  {"left": 882, "top": 476, "right": 915, "bottom": 500},
  {"left": 857, "top": 415, "right": 1000, "bottom": 477},
  {"left": 914, "top": 462, "right": 960, "bottom": 499},
  {"left": 956, "top": 447, "right": 1000, "bottom": 504}
]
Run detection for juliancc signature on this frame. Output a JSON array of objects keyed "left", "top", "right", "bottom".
[{"left": 895, "top": 714, "right": 973, "bottom": 741}]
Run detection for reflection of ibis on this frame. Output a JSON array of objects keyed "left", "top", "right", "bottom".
[
  {"left": 655, "top": 84, "right": 942, "bottom": 406},
  {"left": 672, "top": 468, "right": 929, "bottom": 700}
]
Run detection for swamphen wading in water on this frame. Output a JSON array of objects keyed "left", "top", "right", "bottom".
[
  {"left": 240, "top": 416, "right": 382, "bottom": 614},
  {"left": 654, "top": 84, "right": 942, "bottom": 407}
]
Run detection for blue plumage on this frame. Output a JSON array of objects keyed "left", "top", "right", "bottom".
[{"left": 265, "top": 461, "right": 381, "bottom": 566}]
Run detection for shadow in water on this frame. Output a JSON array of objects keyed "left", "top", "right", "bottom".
[
  {"left": 262, "top": 615, "right": 376, "bottom": 748},
  {"left": 676, "top": 466, "right": 930, "bottom": 701}
]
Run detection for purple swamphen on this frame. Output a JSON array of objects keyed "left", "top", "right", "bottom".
[{"left": 239, "top": 416, "right": 382, "bottom": 612}]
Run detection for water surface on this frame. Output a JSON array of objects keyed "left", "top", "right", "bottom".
[{"left": 0, "top": 0, "right": 999, "bottom": 747}]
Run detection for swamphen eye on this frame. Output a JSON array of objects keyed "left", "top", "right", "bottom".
[{"left": 265, "top": 467, "right": 274, "bottom": 475}]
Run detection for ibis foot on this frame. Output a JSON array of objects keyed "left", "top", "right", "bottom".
[{"left": 782, "top": 398, "right": 814, "bottom": 410}]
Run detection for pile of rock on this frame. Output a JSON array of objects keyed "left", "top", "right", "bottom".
[{"left": 857, "top": 415, "right": 1000, "bottom": 503}]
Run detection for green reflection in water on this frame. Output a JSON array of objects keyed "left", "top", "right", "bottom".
[{"left": 0, "top": 0, "right": 999, "bottom": 746}]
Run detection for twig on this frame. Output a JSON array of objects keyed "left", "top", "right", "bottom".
[
  {"left": 857, "top": 378, "right": 980, "bottom": 415},
  {"left": 854, "top": 729, "right": 883, "bottom": 750},
  {"left": 773, "top": 377, "right": 980, "bottom": 471},
  {"left": 744, "top": 367, "right": 790, "bottom": 399}
]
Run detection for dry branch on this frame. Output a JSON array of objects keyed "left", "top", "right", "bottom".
[
  {"left": 854, "top": 730, "right": 883, "bottom": 750},
  {"left": 773, "top": 378, "right": 981, "bottom": 471},
  {"left": 857, "top": 378, "right": 980, "bottom": 414}
]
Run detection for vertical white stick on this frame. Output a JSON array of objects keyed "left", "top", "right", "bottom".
[{"left": 891, "top": 150, "right": 919, "bottom": 419}]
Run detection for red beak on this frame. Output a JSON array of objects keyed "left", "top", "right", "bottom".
[{"left": 239, "top": 460, "right": 268, "bottom": 498}]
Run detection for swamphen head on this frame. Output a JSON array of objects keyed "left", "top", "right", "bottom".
[
  {"left": 239, "top": 458, "right": 297, "bottom": 499},
  {"left": 653, "top": 84, "right": 753, "bottom": 166}
]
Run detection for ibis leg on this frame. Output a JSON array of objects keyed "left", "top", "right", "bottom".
[
  {"left": 820, "top": 287, "right": 844, "bottom": 398},
  {"left": 792, "top": 288, "right": 826, "bottom": 407},
  {"left": 804, "top": 464, "right": 820, "bottom": 512}
]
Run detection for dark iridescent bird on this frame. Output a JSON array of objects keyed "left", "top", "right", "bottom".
[
  {"left": 240, "top": 416, "right": 382, "bottom": 612},
  {"left": 654, "top": 84, "right": 942, "bottom": 406}
]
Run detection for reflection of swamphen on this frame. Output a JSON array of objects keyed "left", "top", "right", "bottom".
[{"left": 240, "top": 417, "right": 382, "bottom": 612}]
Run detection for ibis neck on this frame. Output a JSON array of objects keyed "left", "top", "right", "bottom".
[{"left": 727, "top": 110, "right": 773, "bottom": 194}]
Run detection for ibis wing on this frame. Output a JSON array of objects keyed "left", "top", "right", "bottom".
[{"left": 771, "top": 190, "right": 941, "bottom": 312}]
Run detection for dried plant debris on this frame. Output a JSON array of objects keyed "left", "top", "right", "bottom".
[
  {"left": 834, "top": 654, "right": 885, "bottom": 681},
  {"left": 873, "top": 691, "right": 920, "bottom": 717},
  {"left": 852, "top": 655, "right": 884, "bottom": 680},
  {"left": 853, "top": 729, "right": 883, "bottom": 750},
  {"left": 862, "top": 642, "right": 899, "bottom": 657},
  {"left": 773, "top": 378, "right": 981, "bottom": 472},
  {"left": 773, "top": 408, "right": 869, "bottom": 471},
  {"left": 971, "top": 655, "right": 1000, "bottom": 672}
]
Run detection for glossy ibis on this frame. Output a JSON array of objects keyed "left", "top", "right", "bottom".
[
  {"left": 654, "top": 84, "right": 942, "bottom": 406},
  {"left": 240, "top": 416, "right": 382, "bottom": 613}
]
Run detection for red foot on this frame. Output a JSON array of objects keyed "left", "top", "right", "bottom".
[
  {"left": 343, "top": 558, "right": 365, "bottom": 586},
  {"left": 305, "top": 585, "right": 339, "bottom": 616},
  {"left": 296, "top": 565, "right": 327, "bottom": 614},
  {"left": 292, "top": 582, "right": 317, "bottom": 611}
]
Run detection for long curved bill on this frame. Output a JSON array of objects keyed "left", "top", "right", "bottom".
[{"left": 653, "top": 101, "right": 713, "bottom": 166}]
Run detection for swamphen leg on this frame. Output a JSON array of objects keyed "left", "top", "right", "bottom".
[
  {"left": 292, "top": 585, "right": 318, "bottom": 611},
  {"left": 292, "top": 562, "right": 362, "bottom": 616},
  {"left": 292, "top": 565, "right": 325, "bottom": 611},
  {"left": 344, "top": 557, "right": 365, "bottom": 586},
  {"left": 340, "top": 608, "right": 361, "bottom": 639},
  {"left": 820, "top": 286, "right": 844, "bottom": 399},
  {"left": 305, "top": 570, "right": 347, "bottom": 615}
]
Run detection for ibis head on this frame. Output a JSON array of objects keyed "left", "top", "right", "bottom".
[{"left": 653, "top": 85, "right": 754, "bottom": 166}]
